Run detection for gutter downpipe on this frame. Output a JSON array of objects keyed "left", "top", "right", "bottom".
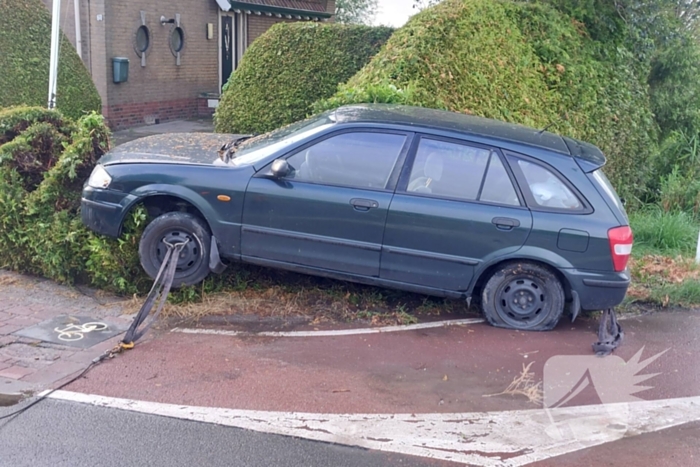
[
  {"left": 74, "top": 0, "right": 82, "bottom": 59},
  {"left": 48, "top": 0, "right": 62, "bottom": 109}
]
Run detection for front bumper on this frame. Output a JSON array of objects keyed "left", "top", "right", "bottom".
[
  {"left": 563, "top": 268, "right": 631, "bottom": 311},
  {"left": 81, "top": 185, "right": 138, "bottom": 238}
]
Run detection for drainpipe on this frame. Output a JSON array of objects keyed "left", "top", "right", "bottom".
[
  {"left": 48, "top": 0, "right": 62, "bottom": 109},
  {"left": 74, "top": 0, "right": 82, "bottom": 59}
]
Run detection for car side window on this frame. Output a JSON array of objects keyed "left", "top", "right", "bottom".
[
  {"left": 517, "top": 159, "right": 582, "bottom": 210},
  {"left": 407, "top": 138, "right": 493, "bottom": 202},
  {"left": 285, "top": 132, "right": 406, "bottom": 190},
  {"left": 479, "top": 155, "right": 520, "bottom": 206}
]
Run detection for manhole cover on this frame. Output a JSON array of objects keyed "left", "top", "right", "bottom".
[{"left": 13, "top": 315, "right": 129, "bottom": 349}]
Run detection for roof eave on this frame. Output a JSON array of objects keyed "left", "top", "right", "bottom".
[{"left": 225, "top": 0, "right": 332, "bottom": 19}]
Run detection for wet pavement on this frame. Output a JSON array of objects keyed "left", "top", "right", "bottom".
[
  {"left": 63, "top": 307, "right": 699, "bottom": 466},
  {"left": 0, "top": 271, "right": 132, "bottom": 398},
  {"left": 1, "top": 264, "right": 698, "bottom": 465},
  {"left": 67, "top": 311, "right": 699, "bottom": 414}
]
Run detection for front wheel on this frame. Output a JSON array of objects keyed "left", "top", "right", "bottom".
[
  {"left": 138, "top": 212, "right": 211, "bottom": 288},
  {"left": 480, "top": 262, "right": 564, "bottom": 331}
]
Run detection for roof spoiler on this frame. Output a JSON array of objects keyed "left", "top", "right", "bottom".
[{"left": 562, "top": 136, "right": 606, "bottom": 173}]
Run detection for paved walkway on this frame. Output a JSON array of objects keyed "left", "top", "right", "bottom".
[
  {"left": 1, "top": 118, "right": 214, "bottom": 402},
  {"left": 0, "top": 271, "right": 132, "bottom": 401}
]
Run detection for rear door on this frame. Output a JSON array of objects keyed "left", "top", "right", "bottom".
[
  {"left": 241, "top": 130, "right": 411, "bottom": 277},
  {"left": 380, "top": 136, "right": 533, "bottom": 291}
]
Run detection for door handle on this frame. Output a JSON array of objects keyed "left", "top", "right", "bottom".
[
  {"left": 350, "top": 198, "right": 379, "bottom": 211},
  {"left": 492, "top": 217, "right": 520, "bottom": 230}
]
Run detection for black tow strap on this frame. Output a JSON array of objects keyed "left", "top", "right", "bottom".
[
  {"left": 121, "top": 239, "right": 188, "bottom": 347},
  {"left": 592, "top": 308, "right": 624, "bottom": 356}
]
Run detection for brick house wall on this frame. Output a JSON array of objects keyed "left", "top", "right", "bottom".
[
  {"left": 98, "top": 1, "right": 220, "bottom": 128},
  {"left": 44, "top": 0, "right": 335, "bottom": 130}
]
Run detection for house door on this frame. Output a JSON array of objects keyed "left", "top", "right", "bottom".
[
  {"left": 221, "top": 16, "right": 233, "bottom": 91},
  {"left": 220, "top": 13, "right": 247, "bottom": 92}
]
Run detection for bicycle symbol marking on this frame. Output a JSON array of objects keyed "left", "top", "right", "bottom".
[{"left": 54, "top": 322, "right": 109, "bottom": 341}]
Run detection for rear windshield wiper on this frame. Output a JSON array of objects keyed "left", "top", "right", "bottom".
[{"left": 218, "top": 135, "right": 255, "bottom": 163}]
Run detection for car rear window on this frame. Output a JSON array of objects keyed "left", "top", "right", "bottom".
[{"left": 591, "top": 169, "right": 624, "bottom": 211}]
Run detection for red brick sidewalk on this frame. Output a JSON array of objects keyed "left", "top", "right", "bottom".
[{"left": 0, "top": 271, "right": 132, "bottom": 398}]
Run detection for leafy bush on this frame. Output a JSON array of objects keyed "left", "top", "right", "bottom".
[
  {"left": 0, "top": 106, "right": 146, "bottom": 293},
  {"left": 214, "top": 23, "right": 393, "bottom": 134},
  {"left": 315, "top": 0, "right": 659, "bottom": 201},
  {"left": 0, "top": 0, "right": 101, "bottom": 120}
]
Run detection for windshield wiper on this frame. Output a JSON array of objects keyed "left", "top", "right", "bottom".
[{"left": 218, "top": 135, "right": 255, "bottom": 163}]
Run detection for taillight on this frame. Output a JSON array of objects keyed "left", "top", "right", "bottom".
[{"left": 608, "top": 226, "right": 633, "bottom": 272}]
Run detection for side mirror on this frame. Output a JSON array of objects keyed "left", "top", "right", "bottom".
[{"left": 271, "top": 159, "right": 290, "bottom": 178}]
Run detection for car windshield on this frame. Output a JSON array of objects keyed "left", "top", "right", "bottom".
[{"left": 228, "top": 113, "right": 335, "bottom": 167}]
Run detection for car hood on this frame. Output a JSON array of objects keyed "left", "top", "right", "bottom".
[{"left": 99, "top": 133, "right": 237, "bottom": 166}]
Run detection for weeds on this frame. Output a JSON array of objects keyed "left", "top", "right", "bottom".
[
  {"left": 629, "top": 207, "right": 699, "bottom": 256},
  {"left": 483, "top": 361, "right": 543, "bottom": 405}
]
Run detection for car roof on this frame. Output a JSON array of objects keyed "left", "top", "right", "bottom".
[{"left": 331, "top": 104, "right": 570, "bottom": 155}]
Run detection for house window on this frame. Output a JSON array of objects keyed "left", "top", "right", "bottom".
[
  {"left": 135, "top": 26, "right": 150, "bottom": 53},
  {"left": 170, "top": 27, "right": 184, "bottom": 53}
]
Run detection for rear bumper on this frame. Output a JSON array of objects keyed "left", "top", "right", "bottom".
[
  {"left": 563, "top": 268, "right": 630, "bottom": 311},
  {"left": 81, "top": 185, "right": 138, "bottom": 238}
]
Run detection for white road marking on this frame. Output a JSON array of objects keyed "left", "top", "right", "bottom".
[
  {"left": 46, "top": 390, "right": 700, "bottom": 466},
  {"left": 171, "top": 318, "right": 485, "bottom": 337}
]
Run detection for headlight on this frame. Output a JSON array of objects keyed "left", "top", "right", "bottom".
[{"left": 88, "top": 165, "right": 112, "bottom": 189}]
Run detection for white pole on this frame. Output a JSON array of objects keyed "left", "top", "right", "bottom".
[
  {"left": 696, "top": 228, "right": 700, "bottom": 264},
  {"left": 74, "top": 0, "right": 82, "bottom": 59},
  {"left": 48, "top": 0, "right": 62, "bottom": 109}
]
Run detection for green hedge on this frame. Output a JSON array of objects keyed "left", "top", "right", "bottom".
[
  {"left": 314, "top": 0, "right": 658, "bottom": 202},
  {"left": 214, "top": 22, "right": 393, "bottom": 134},
  {"left": 0, "top": 106, "right": 148, "bottom": 293},
  {"left": 0, "top": 0, "right": 101, "bottom": 120}
]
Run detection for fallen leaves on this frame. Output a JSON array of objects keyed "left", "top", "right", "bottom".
[{"left": 632, "top": 255, "right": 700, "bottom": 284}]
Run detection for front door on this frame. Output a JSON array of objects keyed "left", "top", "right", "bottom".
[
  {"left": 380, "top": 136, "right": 533, "bottom": 291},
  {"left": 241, "top": 131, "right": 410, "bottom": 277},
  {"left": 220, "top": 15, "right": 233, "bottom": 91}
]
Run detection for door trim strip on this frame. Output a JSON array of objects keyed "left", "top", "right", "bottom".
[
  {"left": 242, "top": 225, "right": 381, "bottom": 252},
  {"left": 382, "top": 246, "right": 480, "bottom": 266}
]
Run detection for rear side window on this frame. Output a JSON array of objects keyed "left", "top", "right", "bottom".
[
  {"left": 285, "top": 132, "right": 406, "bottom": 190},
  {"left": 406, "top": 138, "right": 519, "bottom": 206},
  {"left": 479, "top": 155, "right": 520, "bottom": 206},
  {"left": 517, "top": 159, "right": 582, "bottom": 210}
]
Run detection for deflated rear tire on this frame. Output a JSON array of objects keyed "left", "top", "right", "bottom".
[
  {"left": 481, "top": 262, "right": 564, "bottom": 331},
  {"left": 139, "top": 212, "right": 211, "bottom": 288}
]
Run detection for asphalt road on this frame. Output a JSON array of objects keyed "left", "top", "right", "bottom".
[{"left": 0, "top": 398, "right": 446, "bottom": 467}]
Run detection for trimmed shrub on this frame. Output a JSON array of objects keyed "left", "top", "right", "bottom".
[
  {"left": 0, "top": 106, "right": 146, "bottom": 293},
  {"left": 0, "top": 0, "right": 101, "bottom": 120},
  {"left": 214, "top": 23, "right": 393, "bottom": 134},
  {"left": 314, "top": 0, "right": 659, "bottom": 201}
]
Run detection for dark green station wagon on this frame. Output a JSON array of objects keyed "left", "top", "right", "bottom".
[{"left": 82, "top": 104, "right": 633, "bottom": 331}]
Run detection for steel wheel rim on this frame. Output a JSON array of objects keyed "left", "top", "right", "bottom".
[
  {"left": 154, "top": 229, "right": 203, "bottom": 275},
  {"left": 495, "top": 275, "right": 548, "bottom": 328}
]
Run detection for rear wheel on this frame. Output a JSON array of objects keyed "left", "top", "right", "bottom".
[
  {"left": 138, "top": 212, "right": 211, "bottom": 288},
  {"left": 480, "top": 262, "right": 564, "bottom": 331}
]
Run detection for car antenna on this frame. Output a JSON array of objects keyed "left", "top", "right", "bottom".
[
  {"left": 538, "top": 120, "right": 558, "bottom": 134},
  {"left": 538, "top": 106, "right": 581, "bottom": 134}
]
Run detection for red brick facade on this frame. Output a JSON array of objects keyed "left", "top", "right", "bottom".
[{"left": 45, "top": 0, "right": 334, "bottom": 130}]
